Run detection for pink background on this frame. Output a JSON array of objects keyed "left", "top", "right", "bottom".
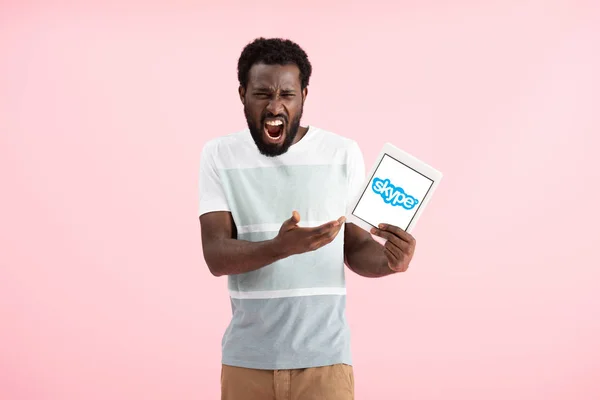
[{"left": 1, "top": 1, "right": 599, "bottom": 399}]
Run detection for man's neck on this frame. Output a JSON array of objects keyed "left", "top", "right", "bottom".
[{"left": 292, "top": 125, "right": 309, "bottom": 145}]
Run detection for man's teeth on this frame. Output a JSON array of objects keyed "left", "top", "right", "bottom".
[{"left": 265, "top": 120, "right": 283, "bottom": 126}]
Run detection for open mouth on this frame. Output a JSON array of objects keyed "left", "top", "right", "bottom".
[{"left": 263, "top": 118, "right": 285, "bottom": 144}]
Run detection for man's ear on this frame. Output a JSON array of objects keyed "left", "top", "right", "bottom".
[
  {"left": 302, "top": 87, "right": 308, "bottom": 104},
  {"left": 238, "top": 86, "right": 245, "bottom": 105}
]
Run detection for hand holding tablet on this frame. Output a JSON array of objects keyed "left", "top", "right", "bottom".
[{"left": 346, "top": 142, "right": 443, "bottom": 234}]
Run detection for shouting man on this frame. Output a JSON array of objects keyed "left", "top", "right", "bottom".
[{"left": 198, "top": 37, "right": 416, "bottom": 400}]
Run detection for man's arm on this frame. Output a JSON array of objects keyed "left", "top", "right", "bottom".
[
  {"left": 344, "top": 222, "right": 416, "bottom": 277},
  {"left": 200, "top": 210, "right": 345, "bottom": 277},
  {"left": 200, "top": 211, "right": 286, "bottom": 276},
  {"left": 343, "top": 222, "right": 396, "bottom": 277}
]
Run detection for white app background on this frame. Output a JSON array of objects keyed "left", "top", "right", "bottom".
[{"left": 353, "top": 155, "right": 434, "bottom": 230}]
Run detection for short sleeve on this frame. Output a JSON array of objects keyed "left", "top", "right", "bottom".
[
  {"left": 346, "top": 140, "right": 366, "bottom": 214},
  {"left": 198, "top": 141, "right": 231, "bottom": 216}
]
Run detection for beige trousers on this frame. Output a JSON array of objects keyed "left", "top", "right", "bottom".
[{"left": 221, "top": 363, "right": 354, "bottom": 400}]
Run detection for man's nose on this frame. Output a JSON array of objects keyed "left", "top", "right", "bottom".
[{"left": 266, "top": 98, "right": 284, "bottom": 115}]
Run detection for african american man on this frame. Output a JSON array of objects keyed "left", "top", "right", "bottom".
[{"left": 198, "top": 37, "right": 417, "bottom": 400}]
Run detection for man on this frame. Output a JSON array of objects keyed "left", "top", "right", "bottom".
[{"left": 198, "top": 37, "right": 416, "bottom": 400}]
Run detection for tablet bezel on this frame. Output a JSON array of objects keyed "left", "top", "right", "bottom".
[{"left": 346, "top": 142, "right": 443, "bottom": 234}]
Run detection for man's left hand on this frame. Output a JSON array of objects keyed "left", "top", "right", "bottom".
[{"left": 370, "top": 223, "right": 416, "bottom": 272}]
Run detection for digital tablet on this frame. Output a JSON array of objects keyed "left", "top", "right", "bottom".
[{"left": 346, "top": 142, "right": 443, "bottom": 234}]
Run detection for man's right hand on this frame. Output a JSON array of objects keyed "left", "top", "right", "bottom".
[{"left": 273, "top": 211, "right": 346, "bottom": 257}]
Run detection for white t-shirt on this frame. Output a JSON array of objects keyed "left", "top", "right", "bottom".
[{"left": 198, "top": 125, "right": 365, "bottom": 369}]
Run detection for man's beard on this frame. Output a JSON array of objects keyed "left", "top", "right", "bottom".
[{"left": 245, "top": 106, "right": 303, "bottom": 157}]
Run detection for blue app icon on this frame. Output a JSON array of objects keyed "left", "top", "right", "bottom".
[{"left": 372, "top": 177, "right": 419, "bottom": 210}]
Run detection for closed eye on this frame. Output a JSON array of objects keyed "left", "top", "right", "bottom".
[{"left": 252, "top": 91, "right": 295, "bottom": 98}]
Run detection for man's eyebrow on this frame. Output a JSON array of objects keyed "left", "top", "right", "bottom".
[{"left": 251, "top": 86, "right": 297, "bottom": 92}]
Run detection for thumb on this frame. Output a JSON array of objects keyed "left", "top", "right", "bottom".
[
  {"left": 291, "top": 210, "right": 301, "bottom": 224},
  {"left": 282, "top": 210, "right": 301, "bottom": 230}
]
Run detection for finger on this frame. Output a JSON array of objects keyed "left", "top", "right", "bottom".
[
  {"left": 377, "top": 223, "right": 414, "bottom": 244},
  {"left": 292, "top": 224, "right": 335, "bottom": 240},
  {"left": 310, "top": 216, "right": 346, "bottom": 236},
  {"left": 384, "top": 247, "right": 407, "bottom": 272},
  {"left": 311, "top": 223, "right": 343, "bottom": 249},
  {"left": 282, "top": 211, "right": 301, "bottom": 230},
  {"left": 370, "top": 227, "right": 409, "bottom": 251},
  {"left": 292, "top": 210, "right": 301, "bottom": 224},
  {"left": 311, "top": 221, "right": 339, "bottom": 235},
  {"left": 384, "top": 240, "right": 402, "bottom": 260},
  {"left": 386, "top": 235, "right": 410, "bottom": 254},
  {"left": 314, "top": 221, "right": 343, "bottom": 243},
  {"left": 383, "top": 247, "right": 397, "bottom": 269}
]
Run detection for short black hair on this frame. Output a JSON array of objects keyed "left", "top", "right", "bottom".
[{"left": 237, "top": 37, "right": 312, "bottom": 90}]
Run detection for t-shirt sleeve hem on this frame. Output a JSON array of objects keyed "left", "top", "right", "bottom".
[{"left": 198, "top": 201, "right": 231, "bottom": 217}]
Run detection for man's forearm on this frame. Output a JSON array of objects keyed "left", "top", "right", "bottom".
[
  {"left": 204, "top": 238, "right": 287, "bottom": 276},
  {"left": 345, "top": 239, "right": 396, "bottom": 278}
]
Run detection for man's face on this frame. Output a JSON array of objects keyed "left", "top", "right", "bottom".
[{"left": 240, "top": 63, "right": 307, "bottom": 157}]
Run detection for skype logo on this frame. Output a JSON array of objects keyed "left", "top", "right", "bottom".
[{"left": 372, "top": 177, "right": 419, "bottom": 210}]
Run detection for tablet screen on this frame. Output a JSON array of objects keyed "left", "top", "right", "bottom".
[{"left": 352, "top": 154, "right": 435, "bottom": 231}]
